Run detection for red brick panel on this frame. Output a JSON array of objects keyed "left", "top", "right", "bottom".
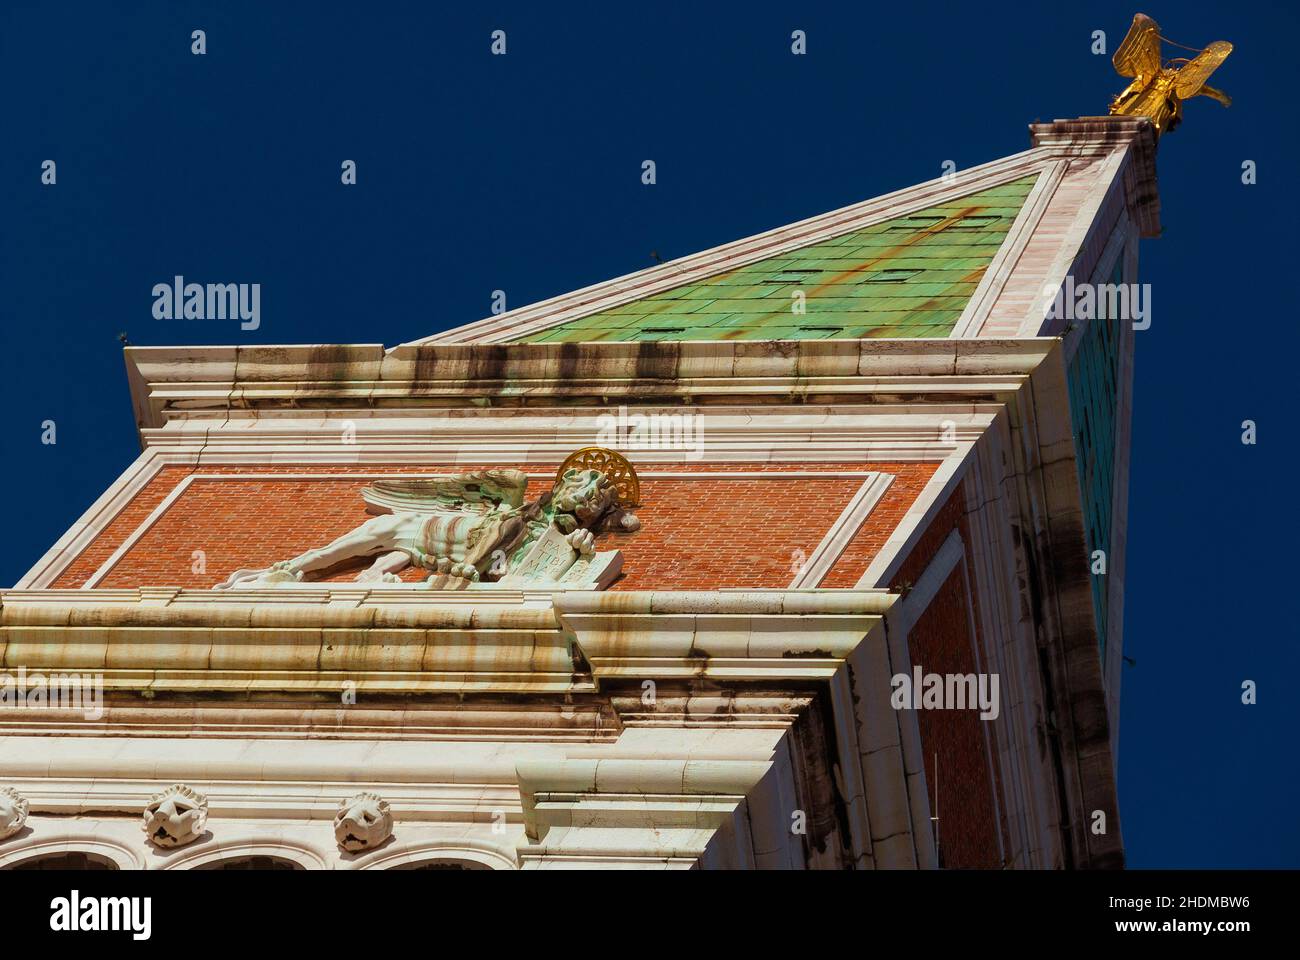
[
  {"left": 52, "top": 466, "right": 196, "bottom": 588},
  {"left": 52, "top": 462, "right": 934, "bottom": 591},
  {"left": 53, "top": 464, "right": 446, "bottom": 588},
  {"left": 818, "top": 463, "right": 940, "bottom": 588},
  {"left": 611, "top": 477, "right": 860, "bottom": 590},
  {"left": 99, "top": 476, "right": 433, "bottom": 588},
  {"left": 889, "top": 481, "right": 1007, "bottom": 868}
]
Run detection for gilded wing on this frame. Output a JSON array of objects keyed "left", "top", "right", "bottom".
[
  {"left": 1113, "top": 13, "right": 1163, "bottom": 79},
  {"left": 1174, "top": 41, "right": 1233, "bottom": 99},
  {"left": 1197, "top": 83, "right": 1232, "bottom": 108},
  {"left": 362, "top": 469, "right": 529, "bottom": 514}
]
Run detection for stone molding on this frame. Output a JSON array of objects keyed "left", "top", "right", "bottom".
[
  {"left": 0, "top": 588, "right": 896, "bottom": 695},
  {"left": 1029, "top": 117, "right": 1159, "bottom": 238},
  {"left": 515, "top": 757, "right": 773, "bottom": 866},
  {"left": 124, "top": 338, "right": 1056, "bottom": 431}
]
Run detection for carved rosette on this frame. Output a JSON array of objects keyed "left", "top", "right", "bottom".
[
  {"left": 0, "top": 786, "right": 29, "bottom": 841},
  {"left": 142, "top": 784, "right": 209, "bottom": 849},
  {"left": 334, "top": 792, "right": 394, "bottom": 852}
]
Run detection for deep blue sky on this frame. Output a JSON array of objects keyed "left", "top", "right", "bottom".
[{"left": 2, "top": 2, "right": 1295, "bottom": 868}]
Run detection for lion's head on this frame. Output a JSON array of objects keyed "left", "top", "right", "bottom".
[
  {"left": 142, "top": 784, "right": 208, "bottom": 849},
  {"left": 334, "top": 792, "right": 393, "bottom": 852},
  {"left": 0, "top": 786, "right": 29, "bottom": 841},
  {"left": 551, "top": 468, "right": 639, "bottom": 533}
]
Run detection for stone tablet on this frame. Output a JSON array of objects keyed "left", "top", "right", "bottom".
[
  {"left": 557, "top": 551, "right": 623, "bottom": 589},
  {"left": 498, "top": 525, "right": 578, "bottom": 586}
]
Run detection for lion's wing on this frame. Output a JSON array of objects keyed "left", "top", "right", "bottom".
[{"left": 362, "top": 470, "right": 529, "bottom": 515}]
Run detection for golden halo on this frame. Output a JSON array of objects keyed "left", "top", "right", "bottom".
[{"left": 555, "top": 447, "right": 640, "bottom": 507}]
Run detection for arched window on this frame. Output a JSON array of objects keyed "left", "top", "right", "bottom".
[
  {"left": 193, "top": 856, "right": 304, "bottom": 871},
  {"left": 388, "top": 858, "right": 491, "bottom": 871},
  {"left": 349, "top": 842, "right": 517, "bottom": 870},
  {"left": 6, "top": 852, "right": 118, "bottom": 870}
]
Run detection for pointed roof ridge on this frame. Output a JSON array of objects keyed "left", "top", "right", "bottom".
[
  {"left": 403, "top": 145, "right": 1050, "bottom": 347},
  {"left": 399, "top": 116, "right": 1159, "bottom": 347},
  {"left": 516, "top": 176, "right": 1038, "bottom": 344}
]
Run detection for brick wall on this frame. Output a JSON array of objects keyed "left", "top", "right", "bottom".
[
  {"left": 890, "top": 482, "right": 1008, "bottom": 868},
  {"left": 51, "top": 462, "right": 939, "bottom": 592},
  {"left": 818, "top": 463, "right": 939, "bottom": 588}
]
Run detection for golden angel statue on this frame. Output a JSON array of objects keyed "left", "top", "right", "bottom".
[{"left": 1109, "top": 13, "right": 1232, "bottom": 135}]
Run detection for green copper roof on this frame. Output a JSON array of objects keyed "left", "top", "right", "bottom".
[{"left": 514, "top": 174, "right": 1037, "bottom": 343}]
